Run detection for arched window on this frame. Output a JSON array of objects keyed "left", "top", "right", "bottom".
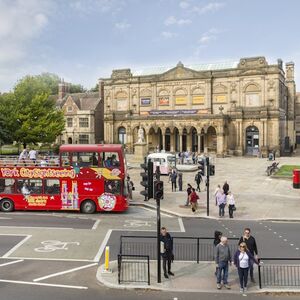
[{"left": 118, "top": 127, "right": 126, "bottom": 144}]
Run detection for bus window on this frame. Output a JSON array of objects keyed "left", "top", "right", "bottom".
[
  {"left": 0, "top": 179, "right": 14, "bottom": 193},
  {"left": 102, "top": 152, "right": 120, "bottom": 168},
  {"left": 105, "top": 180, "right": 121, "bottom": 195},
  {"left": 72, "top": 152, "right": 99, "bottom": 167},
  {"left": 29, "top": 180, "right": 43, "bottom": 194},
  {"left": 45, "top": 179, "right": 60, "bottom": 195},
  {"left": 61, "top": 152, "right": 70, "bottom": 167}
]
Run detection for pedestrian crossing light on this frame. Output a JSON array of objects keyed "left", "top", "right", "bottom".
[
  {"left": 209, "top": 165, "right": 215, "bottom": 176},
  {"left": 140, "top": 158, "right": 154, "bottom": 200},
  {"left": 154, "top": 180, "right": 164, "bottom": 200}
]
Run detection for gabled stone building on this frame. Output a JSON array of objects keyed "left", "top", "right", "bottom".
[
  {"left": 57, "top": 82, "right": 104, "bottom": 144},
  {"left": 102, "top": 57, "right": 297, "bottom": 156}
]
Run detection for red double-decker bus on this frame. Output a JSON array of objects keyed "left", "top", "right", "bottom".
[{"left": 0, "top": 144, "right": 128, "bottom": 213}]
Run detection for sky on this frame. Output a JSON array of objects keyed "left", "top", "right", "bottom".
[{"left": 1, "top": 0, "right": 300, "bottom": 92}]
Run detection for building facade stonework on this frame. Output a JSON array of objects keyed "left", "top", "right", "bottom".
[{"left": 102, "top": 57, "right": 297, "bottom": 156}]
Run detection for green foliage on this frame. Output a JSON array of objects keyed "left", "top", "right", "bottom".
[
  {"left": 90, "top": 83, "right": 99, "bottom": 92},
  {"left": 276, "top": 165, "right": 300, "bottom": 177},
  {"left": 69, "top": 83, "right": 86, "bottom": 93}
]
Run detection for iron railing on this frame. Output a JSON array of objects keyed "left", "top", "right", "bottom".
[
  {"left": 258, "top": 258, "right": 300, "bottom": 289},
  {"left": 119, "top": 235, "right": 239, "bottom": 263},
  {"left": 118, "top": 254, "right": 150, "bottom": 285}
]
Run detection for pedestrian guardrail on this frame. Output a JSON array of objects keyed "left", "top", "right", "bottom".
[
  {"left": 258, "top": 258, "right": 300, "bottom": 289},
  {"left": 119, "top": 235, "right": 239, "bottom": 263},
  {"left": 118, "top": 254, "right": 150, "bottom": 285}
]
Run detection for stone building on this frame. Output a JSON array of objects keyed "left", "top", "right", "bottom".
[
  {"left": 102, "top": 57, "right": 297, "bottom": 156},
  {"left": 57, "top": 81, "right": 104, "bottom": 144}
]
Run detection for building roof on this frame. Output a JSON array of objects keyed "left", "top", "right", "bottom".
[
  {"left": 132, "top": 61, "right": 239, "bottom": 76},
  {"left": 59, "top": 92, "right": 100, "bottom": 110}
]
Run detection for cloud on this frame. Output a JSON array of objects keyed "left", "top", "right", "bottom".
[
  {"left": 69, "top": 0, "right": 124, "bottom": 15},
  {"left": 161, "top": 31, "right": 177, "bottom": 39},
  {"left": 179, "top": 1, "right": 190, "bottom": 9},
  {"left": 164, "top": 16, "right": 192, "bottom": 26},
  {"left": 199, "top": 28, "right": 221, "bottom": 44},
  {"left": 115, "top": 21, "right": 131, "bottom": 30},
  {"left": 193, "top": 2, "right": 225, "bottom": 14}
]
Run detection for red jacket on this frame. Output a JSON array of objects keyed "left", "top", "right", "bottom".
[{"left": 190, "top": 191, "right": 199, "bottom": 203}]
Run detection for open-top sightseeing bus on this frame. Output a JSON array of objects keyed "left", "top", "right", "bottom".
[{"left": 0, "top": 144, "right": 128, "bottom": 213}]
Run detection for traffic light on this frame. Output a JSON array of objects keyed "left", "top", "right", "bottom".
[
  {"left": 209, "top": 164, "right": 215, "bottom": 176},
  {"left": 140, "top": 159, "right": 154, "bottom": 200},
  {"left": 154, "top": 180, "right": 164, "bottom": 200},
  {"left": 198, "top": 158, "right": 205, "bottom": 176}
]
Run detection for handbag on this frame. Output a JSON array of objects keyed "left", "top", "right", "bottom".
[{"left": 232, "top": 205, "right": 236, "bottom": 211}]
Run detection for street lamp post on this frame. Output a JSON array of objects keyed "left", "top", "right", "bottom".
[
  {"left": 206, "top": 156, "right": 210, "bottom": 216},
  {"left": 155, "top": 164, "right": 161, "bottom": 283}
]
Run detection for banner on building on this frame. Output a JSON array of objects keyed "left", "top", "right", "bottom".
[
  {"left": 192, "top": 96, "right": 205, "bottom": 104},
  {"left": 175, "top": 97, "right": 187, "bottom": 105},
  {"left": 215, "top": 95, "right": 227, "bottom": 103},
  {"left": 158, "top": 96, "right": 169, "bottom": 106},
  {"left": 140, "top": 98, "right": 151, "bottom": 105},
  {"left": 150, "top": 109, "right": 198, "bottom": 115}
]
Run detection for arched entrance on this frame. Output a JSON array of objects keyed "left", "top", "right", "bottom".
[
  {"left": 174, "top": 128, "right": 179, "bottom": 152},
  {"left": 207, "top": 126, "right": 217, "bottom": 152},
  {"left": 200, "top": 129, "right": 205, "bottom": 152},
  {"left": 182, "top": 128, "right": 187, "bottom": 151},
  {"left": 246, "top": 126, "right": 259, "bottom": 155},
  {"left": 118, "top": 127, "right": 126, "bottom": 144},
  {"left": 68, "top": 137, "right": 72, "bottom": 144},
  {"left": 157, "top": 128, "right": 163, "bottom": 151},
  {"left": 191, "top": 127, "right": 198, "bottom": 152},
  {"left": 165, "top": 128, "right": 171, "bottom": 151}
]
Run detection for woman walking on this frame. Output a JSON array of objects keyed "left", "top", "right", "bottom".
[
  {"left": 234, "top": 242, "right": 258, "bottom": 293},
  {"left": 227, "top": 191, "right": 235, "bottom": 218},
  {"left": 190, "top": 188, "right": 199, "bottom": 213},
  {"left": 185, "top": 184, "right": 192, "bottom": 206}
]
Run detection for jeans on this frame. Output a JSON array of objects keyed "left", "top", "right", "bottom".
[
  {"left": 249, "top": 258, "right": 254, "bottom": 279},
  {"left": 171, "top": 181, "right": 177, "bottom": 191},
  {"left": 217, "top": 261, "right": 229, "bottom": 284},
  {"left": 219, "top": 203, "right": 225, "bottom": 216},
  {"left": 162, "top": 255, "right": 172, "bottom": 274},
  {"left": 238, "top": 267, "right": 249, "bottom": 288}
]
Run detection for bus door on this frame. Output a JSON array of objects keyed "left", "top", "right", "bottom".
[{"left": 44, "top": 179, "right": 61, "bottom": 209}]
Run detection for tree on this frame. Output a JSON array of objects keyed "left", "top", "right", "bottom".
[
  {"left": 90, "top": 83, "right": 99, "bottom": 92},
  {"left": 69, "top": 83, "right": 86, "bottom": 93},
  {"left": 12, "top": 76, "right": 65, "bottom": 148}
]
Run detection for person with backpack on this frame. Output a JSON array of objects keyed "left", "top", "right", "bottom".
[{"left": 194, "top": 171, "right": 202, "bottom": 192}]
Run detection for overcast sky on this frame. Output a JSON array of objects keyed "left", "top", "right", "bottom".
[{"left": 1, "top": 0, "right": 300, "bottom": 92}]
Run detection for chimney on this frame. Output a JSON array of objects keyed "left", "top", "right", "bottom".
[
  {"left": 58, "top": 79, "right": 70, "bottom": 99},
  {"left": 286, "top": 62, "right": 295, "bottom": 81}
]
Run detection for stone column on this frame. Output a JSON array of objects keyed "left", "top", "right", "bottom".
[
  {"left": 179, "top": 134, "right": 183, "bottom": 152},
  {"left": 198, "top": 134, "right": 201, "bottom": 153},
  {"left": 217, "top": 133, "right": 224, "bottom": 157},
  {"left": 170, "top": 131, "right": 175, "bottom": 152},
  {"left": 187, "top": 130, "right": 191, "bottom": 152},
  {"left": 204, "top": 134, "right": 208, "bottom": 153},
  {"left": 162, "top": 131, "right": 166, "bottom": 151}
]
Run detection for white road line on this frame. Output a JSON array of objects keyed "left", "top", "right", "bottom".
[
  {"left": 296, "top": 248, "right": 299, "bottom": 250},
  {"left": 279, "top": 236, "right": 282, "bottom": 238},
  {"left": 178, "top": 218, "right": 185, "bottom": 232},
  {"left": 0, "top": 260, "right": 24, "bottom": 267},
  {"left": 4, "top": 257, "right": 94, "bottom": 262},
  {"left": 33, "top": 263, "right": 97, "bottom": 282},
  {"left": 273, "top": 232, "right": 277, "bottom": 234},
  {"left": 0, "top": 226, "right": 73, "bottom": 230},
  {"left": 0, "top": 233, "right": 29, "bottom": 236},
  {"left": 0, "top": 279, "right": 88, "bottom": 290},
  {"left": 290, "top": 244, "right": 294, "bottom": 246},
  {"left": 93, "top": 229, "right": 112, "bottom": 262},
  {"left": 139, "top": 206, "right": 172, "bottom": 217},
  {"left": 0, "top": 217, "right": 12, "bottom": 220},
  {"left": 284, "top": 239, "right": 288, "bottom": 242},
  {"left": 2, "top": 235, "right": 32, "bottom": 258},
  {"left": 92, "top": 219, "right": 101, "bottom": 230},
  {"left": 264, "top": 226, "right": 268, "bottom": 228}
]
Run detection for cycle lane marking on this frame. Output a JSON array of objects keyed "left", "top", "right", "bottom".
[
  {"left": 2, "top": 235, "right": 32, "bottom": 258},
  {"left": 0, "top": 259, "right": 24, "bottom": 267},
  {"left": 33, "top": 262, "right": 97, "bottom": 282}
]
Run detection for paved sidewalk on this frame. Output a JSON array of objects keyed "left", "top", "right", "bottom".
[
  {"left": 127, "top": 154, "right": 300, "bottom": 220},
  {"left": 97, "top": 260, "right": 299, "bottom": 294}
]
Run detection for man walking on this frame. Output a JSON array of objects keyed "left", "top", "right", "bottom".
[
  {"left": 239, "top": 228, "right": 258, "bottom": 283},
  {"left": 215, "top": 236, "right": 231, "bottom": 289},
  {"left": 194, "top": 171, "right": 202, "bottom": 192},
  {"left": 169, "top": 169, "right": 177, "bottom": 192},
  {"left": 216, "top": 189, "right": 226, "bottom": 217},
  {"left": 223, "top": 181, "right": 229, "bottom": 197},
  {"left": 160, "top": 227, "right": 174, "bottom": 279}
]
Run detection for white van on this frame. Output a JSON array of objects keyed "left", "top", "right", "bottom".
[{"left": 147, "top": 152, "right": 176, "bottom": 175}]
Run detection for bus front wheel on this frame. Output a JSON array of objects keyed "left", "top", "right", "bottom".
[
  {"left": 80, "top": 200, "right": 96, "bottom": 214},
  {"left": 0, "top": 199, "right": 15, "bottom": 212}
]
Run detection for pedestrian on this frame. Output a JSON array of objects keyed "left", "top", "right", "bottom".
[
  {"left": 238, "top": 228, "right": 259, "bottom": 283},
  {"left": 192, "top": 152, "right": 196, "bottom": 164},
  {"left": 185, "top": 183, "right": 192, "bottom": 206},
  {"left": 18, "top": 148, "right": 28, "bottom": 165},
  {"left": 28, "top": 149, "right": 37, "bottom": 165},
  {"left": 178, "top": 172, "right": 183, "bottom": 191},
  {"left": 223, "top": 181, "right": 229, "bottom": 196},
  {"left": 190, "top": 188, "right": 199, "bottom": 213},
  {"left": 127, "top": 175, "right": 134, "bottom": 200},
  {"left": 214, "top": 184, "right": 221, "bottom": 205},
  {"left": 234, "top": 242, "right": 259, "bottom": 293},
  {"left": 216, "top": 189, "right": 226, "bottom": 217},
  {"left": 214, "top": 231, "right": 223, "bottom": 276},
  {"left": 215, "top": 236, "right": 231, "bottom": 290},
  {"left": 169, "top": 169, "right": 177, "bottom": 192},
  {"left": 194, "top": 171, "right": 202, "bottom": 192},
  {"left": 227, "top": 191, "right": 235, "bottom": 218},
  {"left": 160, "top": 227, "right": 174, "bottom": 279}
]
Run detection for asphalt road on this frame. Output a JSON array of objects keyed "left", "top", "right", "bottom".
[{"left": 0, "top": 208, "right": 299, "bottom": 300}]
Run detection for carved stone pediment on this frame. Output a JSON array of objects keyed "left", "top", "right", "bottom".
[
  {"left": 238, "top": 57, "right": 268, "bottom": 69},
  {"left": 111, "top": 69, "right": 132, "bottom": 79},
  {"left": 238, "top": 69, "right": 265, "bottom": 76},
  {"left": 158, "top": 65, "right": 199, "bottom": 81}
]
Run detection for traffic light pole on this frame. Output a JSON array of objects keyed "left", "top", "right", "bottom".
[
  {"left": 206, "top": 157, "right": 210, "bottom": 217},
  {"left": 156, "top": 197, "right": 161, "bottom": 283}
]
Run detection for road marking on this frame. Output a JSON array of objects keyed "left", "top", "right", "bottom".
[
  {"left": 0, "top": 279, "right": 88, "bottom": 289},
  {"left": 93, "top": 229, "right": 112, "bottom": 262},
  {"left": 284, "top": 239, "right": 288, "bottom": 242},
  {"left": 34, "top": 240, "right": 80, "bottom": 253},
  {"left": 92, "top": 219, "right": 101, "bottom": 230},
  {"left": 264, "top": 226, "right": 268, "bottom": 228},
  {"left": 268, "top": 228, "right": 272, "bottom": 231},
  {"left": 296, "top": 248, "right": 299, "bottom": 250},
  {"left": 178, "top": 218, "right": 185, "bottom": 232},
  {"left": 138, "top": 206, "right": 172, "bottom": 217},
  {"left": 123, "top": 219, "right": 154, "bottom": 227},
  {"left": 0, "top": 260, "right": 23, "bottom": 267},
  {"left": 0, "top": 217, "right": 12, "bottom": 220},
  {"left": 273, "top": 232, "right": 277, "bottom": 234},
  {"left": 290, "top": 244, "right": 294, "bottom": 246},
  {"left": 33, "top": 263, "right": 97, "bottom": 282},
  {"left": 4, "top": 257, "right": 94, "bottom": 262},
  {"left": 229, "top": 231, "right": 232, "bottom": 234},
  {"left": 2, "top": 235, "right": 32, "bottom": 258},
  {"left": 0, "top": 226, "right": 73, "bottom": 230},
  {"left": 279, "top": 236, "right": 282, "bottom": 238}
]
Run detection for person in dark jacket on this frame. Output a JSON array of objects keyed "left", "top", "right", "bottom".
[
  {"left": 160, "top": 227, "right": 174, "bottom": 279},
  {"left": 234, "top": 242, "right": 259, "bottom": 293},
  {"left": 194, "top": 171, "right": 202, "bottom": 192},
  {"left": 185, "top": 183, "right": 192, "bottom": 206},
  {"left": 169, "top": 169, "right": 177, "bottom": 192},
  {"left": 223, "top": 181, "right": 229, "bottom": 196},
  {"left": 214, "top": 231, "right": 223, "bottom": 276},
  {"left": 238, "top": 228, "right": 258, "bottom": 283}
]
